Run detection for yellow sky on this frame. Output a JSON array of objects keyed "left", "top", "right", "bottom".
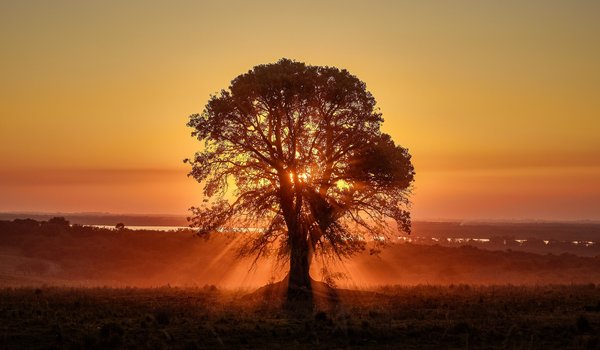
[{"left": 1, "top": 1, "right": 599, "bottom": 220}]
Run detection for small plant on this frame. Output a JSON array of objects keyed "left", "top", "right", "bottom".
[
  {"left": 576, "top": 314, "right": 591, "bottom": 333},
  {"left": 154, "top": 309, "right": 171, "bottom": 326}
]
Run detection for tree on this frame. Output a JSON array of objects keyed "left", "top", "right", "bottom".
[
  {"left": 47, "top": 217, "right": 70, "bottom": 227},
  {"left": 186, "top": 59, "right": 414, "bottom": 300}
]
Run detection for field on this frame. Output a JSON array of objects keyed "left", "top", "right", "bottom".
[
  {"left": 1, "top": 219, "right": 600, "bottom": 348},
  {"left": 1, "top": 285, "right": 599, "bottom": 349}
]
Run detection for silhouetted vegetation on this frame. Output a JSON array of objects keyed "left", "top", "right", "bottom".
[
  {"left": 186, "top": 59, "right": 414, "bottom": 299},
  {"left": 1, "top": 219, "right": 600, "bottom": 287},
  {"left": 0, "top": 213, "right": 189, "bottom": 226},
  {"left": 1, "top": 219, "right": 600, "bottom": 347},
  {"left": 0, "top": 285, "right": 599, "bottom": 349}
]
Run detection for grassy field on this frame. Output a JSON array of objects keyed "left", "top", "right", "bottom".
[{"left": 1, "top": 285, "right": 599, "bottom": 349}]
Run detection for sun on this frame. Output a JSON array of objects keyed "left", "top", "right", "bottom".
[{"left": 289, "top": 170, "right": 311, "bottom": 183}]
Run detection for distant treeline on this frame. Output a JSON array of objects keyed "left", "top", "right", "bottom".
[
  {"left": 0, "top": 217, "right": 192, "bottom": 235},
  {"left": 2, "top": 214, "right": 599, "bottom": 241},
  {"left": 0, "top": 213, "right": 189, "bottom": 226},
  {"left": 412, "top": 221, "right": 600, "bottom": 241}
]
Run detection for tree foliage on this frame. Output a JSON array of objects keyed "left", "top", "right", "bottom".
[{"left": 186, "top": 59, "right": 414, "bottom": 266}]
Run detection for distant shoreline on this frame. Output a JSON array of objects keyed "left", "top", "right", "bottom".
[{"left": 2, "top": 212, "right": 599, "bottom": 227}]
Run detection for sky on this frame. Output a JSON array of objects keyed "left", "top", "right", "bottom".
[{"left": 1, "top": 0, "right": 599, "bottom": 220}]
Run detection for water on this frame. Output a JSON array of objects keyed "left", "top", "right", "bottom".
[
  {"left": 84, "top": 225, "right": 598, "bottom": 247},
  {"left": 88, "top": 225, "right": 192, "bottom": 232}
]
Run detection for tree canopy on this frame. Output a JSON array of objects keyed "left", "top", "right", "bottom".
[{"left": 186, "top": 59, "right": 414, "bottom": 291}]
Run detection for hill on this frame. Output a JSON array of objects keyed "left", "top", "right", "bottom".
[{"left": 1, "top": 219, "right": 599, "bottom": 288}]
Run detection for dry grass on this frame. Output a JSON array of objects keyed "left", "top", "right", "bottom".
[{"left": 0, "top": 284, "right": 599, "bottom": 349}]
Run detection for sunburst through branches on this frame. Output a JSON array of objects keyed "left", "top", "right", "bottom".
[{"left": 186, "top": 59, "right": 415, "bottom": 298}]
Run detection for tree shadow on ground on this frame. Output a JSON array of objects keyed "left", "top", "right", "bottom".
[{"left": 242, "top": 277, "right": 353, "bottom": 316}]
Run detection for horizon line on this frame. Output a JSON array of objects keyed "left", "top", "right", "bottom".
[{"left": 1, "top": 211, "right": 599, "bottom": 224}]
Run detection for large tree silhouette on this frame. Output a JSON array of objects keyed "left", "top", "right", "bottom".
[{"left": 186, "top": 59, "right": 414, "bottom": 299}]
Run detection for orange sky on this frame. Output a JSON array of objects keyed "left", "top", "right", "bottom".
[{"left": 1, "top": 1, "right": 599, "bottom": 220}]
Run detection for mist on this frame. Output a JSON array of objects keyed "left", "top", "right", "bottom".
[{"left": 2, "top": 219, "right": 599, "bottom": 289}]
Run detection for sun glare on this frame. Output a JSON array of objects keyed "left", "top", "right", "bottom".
[
  {"left": 335, "top": 179, "right": 351, "bottom": 190},
  {"left": 289, "top": 170, "right": 311, "bottom": 183}
]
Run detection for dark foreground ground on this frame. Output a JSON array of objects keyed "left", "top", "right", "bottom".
[{"left": 1, "top": 285, "right": 599, "bottom": 349}]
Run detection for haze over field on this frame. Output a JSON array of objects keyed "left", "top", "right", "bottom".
[
  {"left": 2, "top": 219, "right": 599, "bottom": 289},
  {"left": 1, "top": 1, "right": 599, "bottom": 221}
]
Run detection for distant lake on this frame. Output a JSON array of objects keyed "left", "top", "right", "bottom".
[
  {"left": 87, "top": 225, "right": 192, "bottom": 232},
  {"left": 85, "top": 225, "right": 598, "bottom": 247}
]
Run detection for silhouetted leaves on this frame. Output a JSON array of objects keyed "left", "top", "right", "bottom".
[{"left": 187, "top": 58, "right": 414, "bottom": 271}]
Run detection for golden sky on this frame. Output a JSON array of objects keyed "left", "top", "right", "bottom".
[{"left": 1, "top": 1, "right": 599, "bottom": 220}]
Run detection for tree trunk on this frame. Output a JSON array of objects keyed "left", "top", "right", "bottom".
[
  {"left": 278, "top": 171, "right": 313, "bottom": 304},
  {"left": 286, "top": 227, "right": 313, "bottom": 303}
]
